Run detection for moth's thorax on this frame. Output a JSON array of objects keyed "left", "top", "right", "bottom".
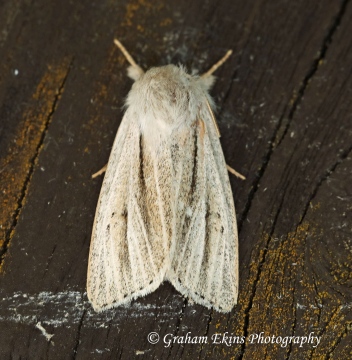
[{"left": 126, "top": 65, "right": 207, "bottom": 136}]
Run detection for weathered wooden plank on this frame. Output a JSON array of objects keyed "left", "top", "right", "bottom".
[
  {"left": 0, "top": 0, "right": 351, "bottom": 359},
  {"left": 228, "top": 1, "right": 352, "bottom": 359}
]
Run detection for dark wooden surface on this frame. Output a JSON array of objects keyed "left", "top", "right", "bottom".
[{"left": 0, "top": 0, "right": 351, "bottom": 359}]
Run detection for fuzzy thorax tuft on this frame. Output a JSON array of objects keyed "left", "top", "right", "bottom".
[{"left": 126, "top": 65, "right": 214, "bottom": 146}]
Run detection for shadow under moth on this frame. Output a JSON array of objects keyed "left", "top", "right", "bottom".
[{"left": 87, "top": 39, "right": 244, "bottom": 313}]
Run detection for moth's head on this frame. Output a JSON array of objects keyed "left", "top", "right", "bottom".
[
  {"left": 114, "top": 38, "right": 230, "bottom": 95},
  {"left": 125, "top": 64, "right": 213, "bottom": 133},
  {"left": 126, "top": 64, "right": 213, "bottom": 114},
  {"left": 128, "top": 63, "right": 215, "bottom": 93}
]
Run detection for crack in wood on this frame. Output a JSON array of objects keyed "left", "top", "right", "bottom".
[
  {"left": 166, "top": 299, "right": 188, "bottom": 359},
  {"left": 299, "top": 144, "right": 352, "bottom": 225},
  {"left": 238, "top": 193, "right": 287, "bottom": 358},
  {"left": 43, "top": 244, "right": 57, "bottom": 278},
  {"left": 323, "top": 321, "right": 350, "bottom": 360},
  {"left": 238, "top": 0, "right": 350, "bottom": 236},
  {"left": 237, "top": 115, "right": 283, "bottom": 234},
  {"left": 286, "top": 230, "right": 301, "bottom": 359},
  {"left": 317, "top": 305, "right": 345, "bottom": 360},
  {"left": 71, "top": 309, "right": 86, "bottom": 360},
  {"left": 276, "top": 0, "right": 351, "bottom": 149},
  {"left": 301, "top": 230, "right": 321, "bottom": 360},
  {"left": 0, "top": 58, "right": 73, "bottom": 267},
  {"left": 238, "top": 145, "right": 352, "bottom": 358},
  {"left": 197, "top": 308, "right": 213, "bottom": 360},
  {"left": 236, "top": 1, "right": 351, "bottom": 352}
]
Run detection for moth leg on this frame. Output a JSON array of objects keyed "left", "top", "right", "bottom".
[
  {"left": 202, "top": 49, "right": 233, "bottom": 78},
  {"left": 201, "top": 108, "right": 245, "bottom": 180},
  {"left": 92, "top": 164, "right": 107, "bottom": 179},
  {"left": 226, "top": 165, "right": 246, "bottom": 180}
]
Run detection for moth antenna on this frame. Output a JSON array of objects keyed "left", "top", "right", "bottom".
[
  {"left": 114, "top": 39, "right": 144, "bottom": 80},
  {"left": 202, "top": 50, "right": 233, "bottom": 78},
  {"left": 114, "top": 39, "right": 139, "bottom": 67}
]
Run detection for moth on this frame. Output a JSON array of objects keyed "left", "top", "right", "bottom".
[{"left": 87, "top": 39, "right": 244, "bottom": 313}]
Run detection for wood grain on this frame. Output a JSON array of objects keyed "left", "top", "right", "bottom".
[{"left": 0, "top": 0, "right": 351, "bottom": 358}]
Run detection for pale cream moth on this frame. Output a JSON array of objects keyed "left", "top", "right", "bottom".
[{"left": 87, "top": 39, "right": 243, "bottom": 312}]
